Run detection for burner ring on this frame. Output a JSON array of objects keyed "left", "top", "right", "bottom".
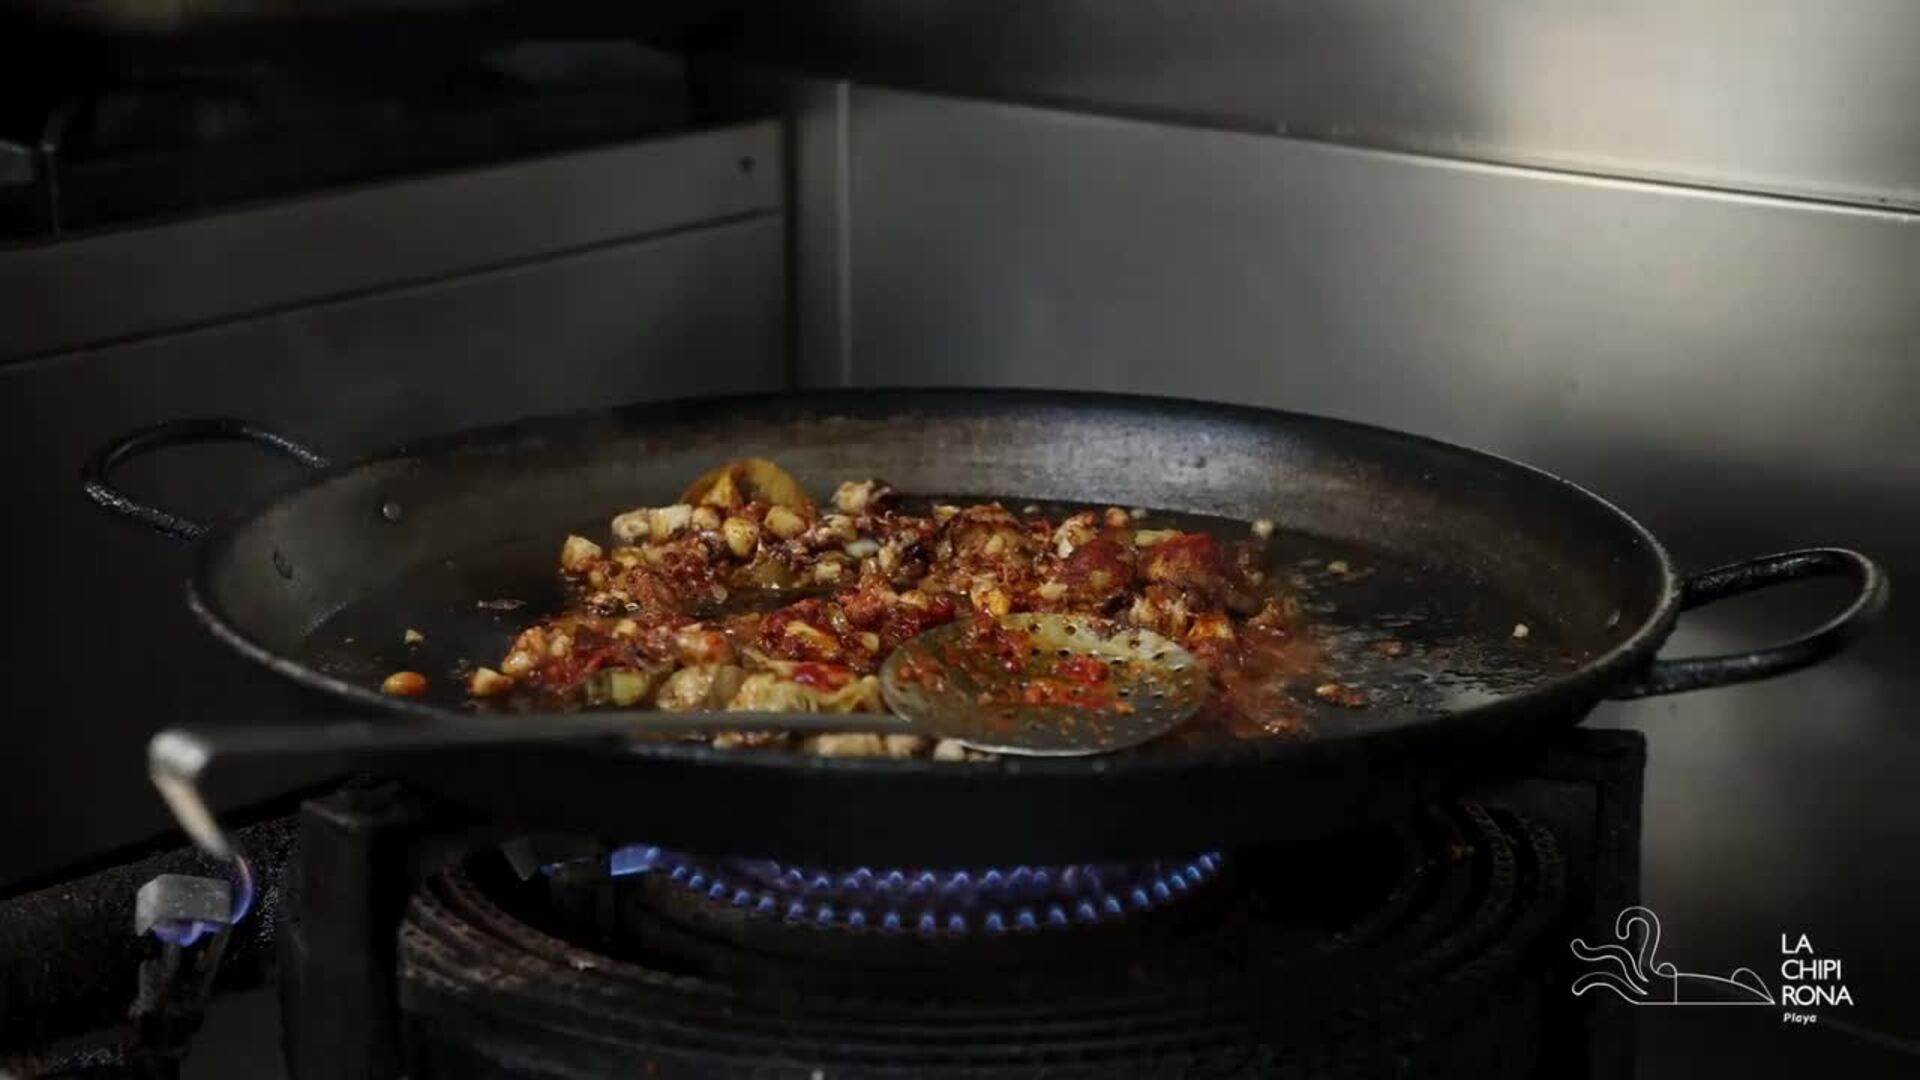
[
  {"left": 598, "top": 846, "right": 1225, "bottom": 938},
  {"left": 404, "top": 802, "right": 1572, "bottom": 1079}
]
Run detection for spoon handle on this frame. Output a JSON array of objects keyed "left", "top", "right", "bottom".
[
  {"left": 163, "top": 709, "right": 910, "bottom": 758},
  {"left": 147, "top": 710, "right": 915, "bottom": 859}
]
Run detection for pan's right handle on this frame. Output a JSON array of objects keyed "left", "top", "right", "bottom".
[
  {"left": 1607, "top": 548, "right": 1888, "bottom": 699},
  {"left": 82, "top": 418, "right": 330, "bottom": 541}
]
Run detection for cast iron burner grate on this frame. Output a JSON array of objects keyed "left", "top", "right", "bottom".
[{"left": 397, "top": 802, "right": 1569, "bottom": 1079}]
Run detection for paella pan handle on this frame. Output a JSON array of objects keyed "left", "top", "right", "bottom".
[
  {"left": 1607, "top": 547, "right": 1887, "bottom": 699},
  {"left": 82, "top": 417, "right": 330, "bottom": 541}
]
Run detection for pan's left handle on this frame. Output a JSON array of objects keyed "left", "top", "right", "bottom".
[{"left": 82, "top": 418, "right": 330, "bottom": 541}]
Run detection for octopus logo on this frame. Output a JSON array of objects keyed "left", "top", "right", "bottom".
[{"left": 1570, "top": 906, "right": 1774, "bottom": 1006}]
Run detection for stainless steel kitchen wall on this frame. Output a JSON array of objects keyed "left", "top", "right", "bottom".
[
  {"left": 745, "top": 79, "right": 1919, "bottom": 1073},
  {"left": 703, "top": 0, "right": 1920, "bottom": 211},
  {"left": 0, "top": 121, "right": 787, "bottom": 892},
  {"left": 0, "top": 126, "right": 779, "bottom": 363}
]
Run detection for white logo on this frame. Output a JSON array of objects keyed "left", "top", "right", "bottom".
[{"left": 1571, "top": 906, "right": 1855, "bottom": 1025}]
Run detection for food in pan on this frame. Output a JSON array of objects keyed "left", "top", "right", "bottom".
[{"left": 451, "top": 458, "right": 1336, "bottom": 757}]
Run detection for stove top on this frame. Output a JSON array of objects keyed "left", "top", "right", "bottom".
[
  {"left": 0, "top": 730, "right": 1647, "bottom": 1079},
  {"left": 401, "top": 804, "right": 1565, "bottom": 1078}
]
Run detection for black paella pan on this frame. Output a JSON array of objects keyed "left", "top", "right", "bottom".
[{"left": 84, "top": 389, "right": 1887, "bottom": 863}]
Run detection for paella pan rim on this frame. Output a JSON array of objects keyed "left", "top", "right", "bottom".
[{"left": 178, "top": 385, "right": 1684, "bottom": 782}]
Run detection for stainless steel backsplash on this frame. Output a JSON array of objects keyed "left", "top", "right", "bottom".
[
  {"left": 697, "top": 0, "right": 1920, "bottom": 212},
  {"left": 699, "top": 49, "right": 1919, "bottom": 1058}
]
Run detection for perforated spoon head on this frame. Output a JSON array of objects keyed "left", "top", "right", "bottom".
[{"left": 878, "top": 612, "right": 1208, "bottom": 757}]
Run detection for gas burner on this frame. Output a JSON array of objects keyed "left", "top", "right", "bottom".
[
  {"left": 147, "top": 854, "right": 257, "bottom": 948},
  {"left": 398, "top": 803, "right": 1573, "bottom": 1078},
  {"left": 574, "top": 846, "right": 1225, "bottom": 938}
]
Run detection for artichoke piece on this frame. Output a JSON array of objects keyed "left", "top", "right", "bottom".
[
  {"left": 583, "top": 667, "right": 663, "bottom": 707},
  {"left": 679, "top": 458, "right": 816, "bottom": 514},
  {"left": 656, "top": 664, "right": 748, "bottom": 712}
]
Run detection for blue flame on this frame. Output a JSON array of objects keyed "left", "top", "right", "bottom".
[
  {"left": 610, "top": 845, "right": 663, "bottom": 877},
  {"left": 148, "top": 855, "right": 256, "bottom": 948},
  {"left": 581, "top": 843, "right": 1224, "bottom": 939},
  {"left": 231, "top": 854, "right": 256, "bottom": 923},
  {"left": 153, "top": 921, "right": 208, "bottom": 947}
]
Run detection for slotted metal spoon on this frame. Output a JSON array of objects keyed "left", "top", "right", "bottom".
[
  {"left": 149, "top": 613, "right": 1207, "bottom": 858},
  {"left": 876, "top": 612, "right": 1208, "bottom": 756}
]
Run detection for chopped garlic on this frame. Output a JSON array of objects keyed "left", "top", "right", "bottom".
[
  {"left": 834, "top": 479, "right": 886, "bottom": 515},
  {"left": 1251, "top": 518, "right": 1275, "bottom": 539},
  {"left": 1512, "top": 623, "right": 1531, "bottom": 640},
  {"left": 381, "top": 671, "right": 428, "bottom": 697},
  {"left": 811, "top": 733, "right": 887, "bottom": 758},
  {"left": 728, "top": 673, "right": 815, "bottom": 712},
  {"left": 559, "top": 534, "right": 603, "bottom": 573},
  {"left": 821, "top": 514, "right": 859, "bottom": 543},
  {"left": 1052, "top": 513, "right": 1098, "bottom": 558},
  {"left": 403, "top": 628, "right": 425, "bottom": 646},
  {"left": 674, "top": 624, "right": 734, "bottom": 665},
  {"left": 722, "top": 516, "right": 760, "bottom": 558},
  {"left": 783, "top": 620, "right": 835, "bottom": 648},
  {"left": 657, "top": 664, "right": 747, "bottom": 712},
  {"left": 469, "top": 667, "right": 515, "bottom": 697},
  {"left": 648, "top": 504, "right": 694, "bottom": 539},
  {"left": 713, "top": 729, "right": 786, "bottom": 750},
  {"left": 764, "top": 505, "right": 807, "bottom": 539},
  {"left": 883, "top": 734, "right": 930, "bottom": 759},
  {"left": 610, "top": 510, "right": 651, "bottom": 543}
]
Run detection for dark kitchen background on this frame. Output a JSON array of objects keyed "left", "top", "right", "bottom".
[{"left": 1, "top": 2, "right": 1915, "bottom": 1078}]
